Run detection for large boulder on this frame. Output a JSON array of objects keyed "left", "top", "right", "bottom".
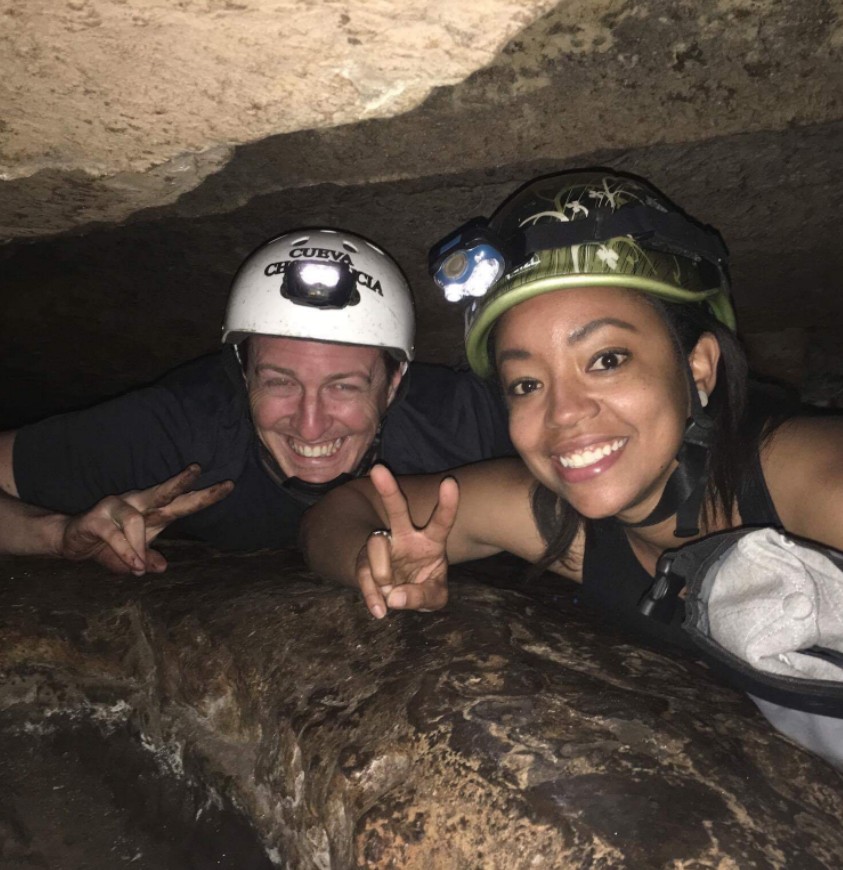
[{"left": 1, "top": 547, "right": 842, "bottom": 867}]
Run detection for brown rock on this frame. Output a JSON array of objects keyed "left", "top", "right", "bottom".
[{"left": 2, "top": 546, "right": 842, "bottom": 867}]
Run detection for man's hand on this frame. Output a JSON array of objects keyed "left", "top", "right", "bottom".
[
  {"left": 356, "top": 464, "right": 459, "bottom": 619},
  {"left": 58, "top": 465, "right": 234, "bottom": 575}
]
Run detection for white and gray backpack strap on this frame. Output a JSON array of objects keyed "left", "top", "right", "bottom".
[{"left": 640, "top": 527, "right": 843, "bottom": 765}]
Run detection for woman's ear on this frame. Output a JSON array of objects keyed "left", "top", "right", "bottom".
[{"left": 688, "top": 332, "right": 721, "bottom": 399}]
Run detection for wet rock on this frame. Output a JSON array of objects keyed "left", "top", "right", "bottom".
[{"left": 1, "top": 546, "right": 842, "bottom": 868}]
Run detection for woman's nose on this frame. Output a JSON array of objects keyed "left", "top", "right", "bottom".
[{"left": 545, "top": 381, "right": 599, "bottom": 429}]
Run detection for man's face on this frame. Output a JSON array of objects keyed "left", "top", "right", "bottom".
[{"left": 246, "top": 336, "right": 402, "bottom": 483}]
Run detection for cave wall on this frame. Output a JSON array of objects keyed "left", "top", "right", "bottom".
[{"left": 1, "top": 0, "right": 842, "bottom": 427}]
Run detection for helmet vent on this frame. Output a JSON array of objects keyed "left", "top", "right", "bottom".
[{"left": 342, "top": 241, "right": 359, "bottom": 253}]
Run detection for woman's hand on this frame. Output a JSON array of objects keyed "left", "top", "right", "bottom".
[
  {"left": 357, "top": 464, "right": 459, "bottom": 619},
  {"left": 58, "top": 465, "right": 234, "bottom": 575}
]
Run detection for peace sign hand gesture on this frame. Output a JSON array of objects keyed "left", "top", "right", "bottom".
[
  {"left": 357, "top": 464, "right": 459, "bottom": 619},
  {"left": 59, "top": 464, "right": 234, "bottom": 575}
]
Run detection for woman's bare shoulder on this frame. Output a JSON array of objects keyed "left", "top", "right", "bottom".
[
  {"left": 762, "top": 414, "right": 843, "bottom": 547},
  {"left": 763, "top": 414, "right": 843, "bottom": 465}
]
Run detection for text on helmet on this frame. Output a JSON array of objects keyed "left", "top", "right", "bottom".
[{"left": 264, "top": 248, "right": 383, "bottom": 295}]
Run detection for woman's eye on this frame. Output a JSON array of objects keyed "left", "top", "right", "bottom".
[
  {"left": 588, "top": 350, "right": 629, "bottom": 372},
  {"left": 508, "top": 378, "right": 542, "bottom": 397}
]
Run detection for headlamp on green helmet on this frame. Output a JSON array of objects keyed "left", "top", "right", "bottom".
[{"left": 429, "top": 171, "right": 736, "bottom": 377}]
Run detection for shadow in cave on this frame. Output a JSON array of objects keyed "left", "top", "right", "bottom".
[{"left": 0, "top": 713, "right": 275, "bottom": 870}]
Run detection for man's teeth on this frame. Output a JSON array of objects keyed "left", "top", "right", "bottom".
[
  {"left": 559, "top": 439, "right": 625, "bottom": 469},
  {"left": 290, "top": 437, "right": 343, "bottom": 458}
]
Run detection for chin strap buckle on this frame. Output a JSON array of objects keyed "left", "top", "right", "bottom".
[{"left": 638, "top": 550, "right": 687, "bottom": 623}]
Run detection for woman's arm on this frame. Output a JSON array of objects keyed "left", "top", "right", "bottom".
[
  {"left": 300, "top": 457, "right": 567, "bottom": 618},
  {"left": 762, "top": 416, "right": 843, "bottom": 551}
]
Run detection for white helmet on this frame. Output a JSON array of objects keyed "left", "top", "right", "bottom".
[{"left": 222, "top": 228, "right": 415, "bottom": 361}]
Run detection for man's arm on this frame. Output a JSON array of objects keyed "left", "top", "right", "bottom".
[
  {"left": 0, "top": 430, "right": 64, "bottom": 554},
  {"left": 0, "top": 429, "right": 233, "bottom": 573},
  {"left": 0, "top": 430, "right": 20, "bottom": 497}
]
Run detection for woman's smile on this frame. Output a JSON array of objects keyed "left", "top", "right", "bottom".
[{"left": 553, "top": 436, "right": 628, "bottom": 480}]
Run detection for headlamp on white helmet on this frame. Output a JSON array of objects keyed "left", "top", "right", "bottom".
[
  {"left": 282, "top": 259, "right": 358, "bottom": 309},
  {"left": 222, "top": 228, "right": 415, "bottom": 362}
]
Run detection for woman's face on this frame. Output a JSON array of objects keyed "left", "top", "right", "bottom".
[{"left": 495, "top": 287, "right": 692, "bottom": 524}]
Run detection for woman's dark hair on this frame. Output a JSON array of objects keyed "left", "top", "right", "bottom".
[{"left": 524, "top": 295, "right": 784, "bottom": 576}]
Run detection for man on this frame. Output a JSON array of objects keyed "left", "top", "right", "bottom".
[{"left": 0, "top": 228, "right": 512, "bottom": 575}]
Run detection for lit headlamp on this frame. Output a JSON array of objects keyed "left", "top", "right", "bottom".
[
  {"left": 282, "top": 260, "right": 359, "bottom": 309},
  {"left": 429, "top": 220, "right": 516, "bottom": 303},
  {"left": 430, "top": 207, "right": 732, "bottom": 307}
]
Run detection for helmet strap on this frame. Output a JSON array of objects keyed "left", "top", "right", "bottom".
[{"left": 617, "top": 365, "right": 715, "bottom": 538}]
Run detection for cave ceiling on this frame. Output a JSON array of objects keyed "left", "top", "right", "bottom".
[{"left": 1, "top": 0, "right": 842, "bottom": 427}]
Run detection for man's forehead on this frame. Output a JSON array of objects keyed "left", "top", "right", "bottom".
[{"left": 250, "top": 335, "right": 384, "bottom": 374}]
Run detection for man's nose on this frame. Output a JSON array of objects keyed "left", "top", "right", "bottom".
[
  {"left": 545, "top": 380, "right": 599, "bottom": 429},
  {"left": 291, "top": 392, "right": 331, "bottom": 440}
]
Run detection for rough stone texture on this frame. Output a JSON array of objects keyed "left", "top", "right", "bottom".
[
  {"left": 2, "top": 2, "right": 843, "bottom": 425},
  {"left": 2, "top": 548, "right": 843, "bottom": 868},
  {"left": 0, "top": 718, "right": 275, "bottom": 867},
  {"left": 0, "top": 0, "right": 556, "bottom": 235},
  {"left": 1, "top": 0, "right": 841, "bottom": 239},
  {"left": 3, "top": 119, "right": 843, "bottom": 427},
  {"left": 1, "top": 0, "right": 843, "bottom": 423}
]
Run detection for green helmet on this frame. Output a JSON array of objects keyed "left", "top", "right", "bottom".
[{"left": 447, "top": 170, "right": 736, "bottom": 377}]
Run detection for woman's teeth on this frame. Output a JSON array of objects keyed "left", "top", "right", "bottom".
[
  {"left": 290, "top": 437, "right": 343, "bottom": 458},
  {"left": 558, "top": 438, "right": 626, "bottom": 469}
]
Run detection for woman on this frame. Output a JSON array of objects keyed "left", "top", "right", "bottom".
[{"left": 301, "top": 170, "right": 843, "bottom": 647}]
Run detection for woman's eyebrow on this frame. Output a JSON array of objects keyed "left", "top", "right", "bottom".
[
  {"left": 496, "top": 348, "right": 531, "bottom": 365},
  {"left": 568, "top": 317, "right": 638, "bottom": 345}
]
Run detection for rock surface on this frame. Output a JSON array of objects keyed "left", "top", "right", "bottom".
[
  {"left": 2, "top": 547, "right": 842, "bottom": 868},
  {"left": 1, "top": 0, "right": 556, "bottom": 235},
  {"left": 2, "top": 0, "right": 840, "bottom": 238},
  {"left": 1, "top": 0, "right": 842, "bottom": 424}
]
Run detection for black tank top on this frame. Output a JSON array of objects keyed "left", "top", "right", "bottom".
[{"left": 581, "top": 448, "right": 782, "bottom": 651}]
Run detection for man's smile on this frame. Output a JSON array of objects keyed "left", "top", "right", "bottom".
[{"left": 288, "top": 436, "right": 345, "bottom": 459}]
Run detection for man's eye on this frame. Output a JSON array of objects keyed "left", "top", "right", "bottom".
[
  {"left": 260, "top": 378, "right": 298, "bottom": 394},
  {"left": 589, "top": 350, "right": 629, "bottom": 371},
  {"left": 508, "top": 378, "right": 542, "bottom": 397}
]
